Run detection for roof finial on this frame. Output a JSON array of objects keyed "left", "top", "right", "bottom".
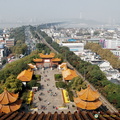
[
  {"left": 4, "top": 87, "right": 7, "bottom": 91},
  {"left": 87, "top": 85, "right": 90, "bottom": 88}
]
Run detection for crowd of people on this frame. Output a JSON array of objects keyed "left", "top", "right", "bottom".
[{"left": 34, "top": 67, "right": 59, "bottom": 111}]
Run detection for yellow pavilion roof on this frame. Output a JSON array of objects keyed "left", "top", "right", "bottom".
[
  {"left": 52, "top": 58, "right": 61, "bottom": 62},
  {"left": 62, "top": 69, "right": 78, "bottom": 80},
  {"left": 17, "top": 69, "right": 33, "bottom": 82},
  {"left": 0, "top": 88, "right": 19, "bottom": 104},
  {"left": 0, "top": 100, "right": 22, "bottom": 113},
  {"left": 28, "top": 63, "right": 36, "bottom": 69},
  {"left": 76, "top": 85, "right": 100, "bottom": 101},
  {"left": 33, "top": 59, "right": 43, "bottom": 62},
  {"left": 39, "top": 53, "right": 55, "bottom": 58},
  {"left": 74, "top": 97, "right": 102, "bottom": 110},
  {"left": 60, "top": 63, "right": 67, "bottom": 67}
]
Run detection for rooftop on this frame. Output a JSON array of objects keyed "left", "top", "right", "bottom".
[
  {"left": 0, "top": 110, "right": 119, "bottom": 120},
  {"left": 76, "top": 85, "right": 100, "bottom": 101},
  {"left": 17, "top": 69, "right": 33, "bottom": 82},
  {"left": 0, "top": 88, "right": 19, "bottom": 104},
  {"left": 39, "top": 53, "right": 55, "bottom": 58}
]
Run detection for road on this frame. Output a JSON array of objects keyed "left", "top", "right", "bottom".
[
  {"left": 25, "top": 27, "right": 38, "bottom": 55},
  {"left": 35, "top": 30, "right": 118, "bottom": 113}
]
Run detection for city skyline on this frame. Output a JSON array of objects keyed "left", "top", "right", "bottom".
[{"left": 0, "top": 0, "right": 120, "bottom": 25}]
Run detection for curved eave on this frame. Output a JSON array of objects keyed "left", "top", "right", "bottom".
[
  {"left": 74, "top": 97, "right": 102, "bottom": 110},
  {"left": 39, "top": 53, "right": 55, "bottom": 58},
  {"left": 0, "top": 100, "right": 22, "bottom": 113},
  {"left": 77, "top": 86, "right": 100, "bottom": 101},
  {"left": 17, "top": 69, "right": 33, "bottom": 82},
  {"left": 52, "top": 58, "right": 61, "bottom": 62},
  {"left": 0, "top": 90, "right": 19, "bottom": 104},
  {"left": 33, "top": 59, "right": 43, "bottom": 62},
  {"left": 62, "top": 69, "right": 78, "bottom": 81}
]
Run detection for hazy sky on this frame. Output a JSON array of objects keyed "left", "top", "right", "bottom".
[{"left": 0, "top": 0, "right": 120, "bottom": 23}]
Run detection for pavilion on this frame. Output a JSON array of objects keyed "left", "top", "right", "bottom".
[
  {"left": 33, "top": 53, "right": 61, "bottom": 68},
  {"left": 0, "top": 88, "right": 22, "bottom": 113},
  {"left": 28, "top": 63, "right": 37, "bottom": 70},
  {"left": 17, "top": 69, "right": 33, "bottom": 86},
  {"left": 60, "top": 63, "right": 78, "bottom": 81},
  {"left": 74, "top": 85, "right": 102, "bottom": 110}
]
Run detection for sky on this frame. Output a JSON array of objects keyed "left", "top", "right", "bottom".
[{"left": 0, "top": 0, "right": 120, "bottom": 24}]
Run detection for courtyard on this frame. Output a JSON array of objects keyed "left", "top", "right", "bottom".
[{"left": 32, "top": 63, "right": 77, "bottom": 113}]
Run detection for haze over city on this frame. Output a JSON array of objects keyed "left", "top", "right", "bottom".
[
  {"left": 0, "top": 0, "right": 120, "bottom": 27},
  {"left": 0, "top": 0, "right": 120, "bottom": 118}
]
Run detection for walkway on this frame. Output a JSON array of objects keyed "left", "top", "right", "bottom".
[{"left": 32, "top": 64, "right": 76, "bottom": 113}]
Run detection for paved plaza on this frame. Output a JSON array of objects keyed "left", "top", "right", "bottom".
[{"left": 32, "top": 64, "right": 77, "bottom": 113}]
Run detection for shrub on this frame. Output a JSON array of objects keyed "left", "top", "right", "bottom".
[
  {"left": 21, "top": 91, "right": 28, "bottom": 103},
  {"left": 68, "top": 91, "right": 74, "bottom": 102},
  {"left": 26, "top": 80, "right": 41, "bottom": 89},
  {"left": 54, "top": 74, "right": 62, "bottom": 81},
  {"left": 55, "top": 82, "right": 67, "bottom": 89},
  {"left": 35, "top": 74, "right": 41, "bottom": 81}
]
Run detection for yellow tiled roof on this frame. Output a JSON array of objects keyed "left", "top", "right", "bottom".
[
  {"left": 28, "top": 63, "right": 36, "bottom": 69},
  {"left": 60, "top": 63, "right": 67, "bottom": 70},
  {"left": 76, "top": 85, "right": 100, "bottom": 101},
  {"left": 62, "top": 69, "right": 78, "bottom": 80},
  {"left": 39, "top": 53, "right": 55, "bottom": 58},
  {"left": 17, "top": 69, "right": 33, "bottom": 82},
  {"left": 74, "top": 97, "right": 102, "bottom": 110},
  {"left": 52, "top": 58, "right": 61, "bottom": 62},
  {"left": 0, "top": 100, "right": 22, "bottom": 113},
  {"left": 0, "top": 88, "right": 19, "bottom": 104},
  {"left": 33, "top": 59, "right": 43, "bottom": 62}
]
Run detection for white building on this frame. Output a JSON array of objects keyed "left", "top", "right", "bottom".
[
  {"left": 0, "top": 35, "right": 3, "bottom": 41},
  {"left": 60, "top": 42, "right": 84, "bottom": 55},
  {"left": 0, "top": 44, "right": 7, "bottom": 65},
  {"left": 105, "top": 69, "right": 120, "bottom": 80},
  {"left": 98, "top": 61, "right": 112, "bottom": 71},
  {"left": 104, "top": 39, "right": 120, "bottom": 49},
  {"left": 111, "top": 49, "right": 120, "bottom": 59}
]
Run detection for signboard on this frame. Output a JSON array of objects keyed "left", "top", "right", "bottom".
[{"left": 44, "top": 59, "right": 50, "bottom": 63}]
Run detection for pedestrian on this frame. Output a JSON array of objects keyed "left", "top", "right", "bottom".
[
  {"left": 38, "top": 96, "right": 41, "bottom": 101},
  {"left": 48, "top": 102, "right": 50, "bottom": 105}
]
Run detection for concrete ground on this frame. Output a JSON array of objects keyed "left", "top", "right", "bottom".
[{"left": 32, "top": 64, "right": 77, "bottom": 114}]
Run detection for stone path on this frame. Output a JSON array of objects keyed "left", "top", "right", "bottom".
[{"left": 32, "top": 64, "right": 77, "bottom": 114}]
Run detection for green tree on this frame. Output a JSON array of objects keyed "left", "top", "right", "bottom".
[
  {"left": 45, "top": 36, "right": 52, "bottom": 44},
  {"left": 3, "top": 74, "right": 22, "bottom": 93},
  {"left": 68, "top": 76, "right": 86, "bottom": 91},
  {"left": 55, "top": 74, "right": 62, "bottom": 81},
  {"left": 27, "top": 80, "right": 41, "bottom": 89},
  {"left": 56, "top": 82, "right": 67, "bottom": 89}
]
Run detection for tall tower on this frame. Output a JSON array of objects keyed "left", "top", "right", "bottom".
[{"left": 79, "top": 12, "right": 82, "bottom": 19}]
